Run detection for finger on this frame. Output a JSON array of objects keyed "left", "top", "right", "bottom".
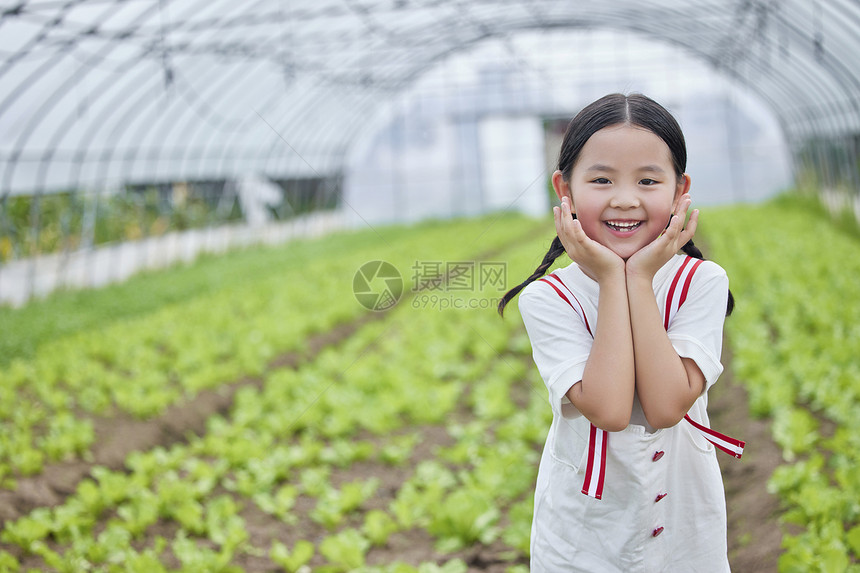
[
  {"left": 560, "top": 199, "right": 573, "bottom": 230},
  {"left": 675, "top": 194, "right": 692, "bottom": 218},
  {"left": 663, "top": 211, "right": 684, "bottom": 241},
  {"left": 554, "top": 206, "right": 569, "bottom": 243},
  {"left": 667, "top": 196, "right": 692, "bottom": 239},
  {"left": 554, "top": 202, "right": 577, "bottom": 253},
  {"left": 562, "top": 199, "right": 580, "bottom": 238},
  {"left": 571, "top": 217, "right": 586, "bottom": 243},
  {"left": 555, "top": 201, "right": 565, "bottom": 225},
  {"left": 680, "top": 208, "right": 699, "bottom": 244}
]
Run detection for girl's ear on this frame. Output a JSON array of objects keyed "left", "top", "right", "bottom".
[
  {"left": 673, "top": 173, "right": 692, "bottom": 207},
  {"left": 551, "top": 170, "right": 574, "bottom": 213}
]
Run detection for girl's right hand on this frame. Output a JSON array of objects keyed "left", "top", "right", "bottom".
[{"left": 554, "top": 196, "right": 624, "bottom": 282}]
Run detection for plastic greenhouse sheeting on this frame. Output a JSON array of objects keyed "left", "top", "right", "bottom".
[{"left": 1, "top": 0, "right": 859, "bottom": 196}]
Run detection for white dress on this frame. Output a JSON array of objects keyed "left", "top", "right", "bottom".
[{"left": 518, "top": 254, "right": 742, "bottom": 572}]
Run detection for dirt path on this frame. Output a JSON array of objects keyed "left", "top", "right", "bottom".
[
  {"left": 709, "top": 346, "right": 784, "bottom": 572},
  {"left": 0, "top": 312, "right": 384, "bottom": 524}
]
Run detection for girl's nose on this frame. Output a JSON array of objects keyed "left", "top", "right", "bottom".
[{"left": 609, "top": 186, "right": 640, "bottom": 209}]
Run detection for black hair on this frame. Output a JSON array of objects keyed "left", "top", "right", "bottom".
[{"left": 497, "top": 93, "right": 734, "bottom": 317}]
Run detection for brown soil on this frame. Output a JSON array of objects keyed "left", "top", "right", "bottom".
[
  {"left": 709, "top": 352, "right": 784, "bottom": 572},
  {"left": 5, "top": 360, "right": 784, "bottom": 573},
  {"left": 0, "top": 312, "right": 386, "bottom": 526}
]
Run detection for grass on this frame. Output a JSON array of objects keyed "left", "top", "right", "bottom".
[
  {"left": 0, "top": 211, "right": 532, "bottom": 367},
  {"left": 0, "top": 221, "right": 409, "bottom": 366}
]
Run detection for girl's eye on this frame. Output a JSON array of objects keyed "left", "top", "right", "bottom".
[
  {"left": 640, "top": 178, "right": 658, "bottom": 185},
  {"left": 591, "top": 177, "right": 611, "bottom": 184}
]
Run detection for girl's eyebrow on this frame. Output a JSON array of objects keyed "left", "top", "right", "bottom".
[
  {"left": 584, "top": 164, "right": 666, "bottom": 173},
  {"left": 584, "top": 164, "right": 616, "bottom": 172}
]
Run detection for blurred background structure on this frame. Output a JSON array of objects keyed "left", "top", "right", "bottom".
[{"left": 1, "top": 0, "right": 858, "bottom": 305}]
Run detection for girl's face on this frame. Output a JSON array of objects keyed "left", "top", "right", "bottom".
[{"left": 555, "top": 124, "right": 690, "bottom": 261}]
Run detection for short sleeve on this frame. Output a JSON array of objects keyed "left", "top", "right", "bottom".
[
  {"left": 666, "top": 261, "right": 729, "bottom": 395},
  {"left": 518, "top": 280, "right": 594, "bottom": 419}
]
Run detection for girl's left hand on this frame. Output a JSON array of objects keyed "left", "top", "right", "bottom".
[{"left": 626, "top": 194, "right": 698, "bottom": 279}]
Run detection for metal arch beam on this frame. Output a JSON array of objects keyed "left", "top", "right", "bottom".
[
  {"left": 212, "top": 74, "right": 353, "bottom": 181},
  {"left": 241, "top": 4, "right": 421, "bottom": 174},
  {"left": 505, "top": 3, "right": 830, "bottom": 142},
  {"left": 196, "top": 80, "right": 299, "bottom": 182},
  {"left": 3, "top": 0, "right": 268, "bottom": 193},
  {"left": 67, "top": 69, "right": 165, "bottom": 192},
  {"left": 769, "top": 1, "right": 860, "bottom": 129},
  {"left": 79, "top": 0, "right": 264, "bottom": 187},
  {"left": 311, "top": 2, "right": 843, "bottom": 155},
  {"left": 0, "top": 0, "right": 81, "bottom": 82},
  {"left": 249, "top": 75, "right": 395, "bottom": 178},
  {"left": 93, "top": 80, "right": 166, "bottom": 186},
  {"left": 111, "top": 0, "right": 860, "bottom": 175},
  {"left": 182, "top": 71, "right": 365, "bottom": 181},
  {"left": 95, "top": 0, "right": 372, "bottom": 183},
  {"left": 174, "top": 58, "right": 290, "bottom": 181},
  {"left": 66, "top": 0, "right": 242, "bottom": 187},
  {"left": 172, "top": 59, "right": 278, "bottom": 180},
  {"left": 31, "top": 0, "right": 224, "bottom": 192},
  {"left": 97, "top": 0, "right": 260, "bottom": 183},
  {"left": 127, "top": 32, "right": 374, "bottom": 184},
  {"left": 496, "top": 0, "right": 860, "bottom": 137},
  {"left": 218, "top": 27, "right": 421, "bottom": 182},
  {"left": 354, "top": 36, "right": 812, "bottom": 196},
  {"left": 558, "top": 3, "right": 849, "bottom": 137},
  {"left": 254, "top": 25, "right": 553, "bottom": 180},
  {"left": 669, "top": 17, "right": 842, "bottom": 137},
  {"left": 0, "top": 6, "right": 724, "bottom": 170},
  {"left": 4, "top": 0, "right": 860, "bottom": 198},
  {"left": 243, "top": 18, "right": 509, "bottom": 176},
  {"left": 80, "top": 1, "right": 241, "bottom": 186},
  {"left": 520, "top": 7, "right": 848, "bottom": 138},
  {"left": 688, "top": 0, "right": 860, "bottom": 134},
  {"left": 325, "top": 16, "right": 812, "bottom": 169},
  {"left": 122, "top": 0, "right": 274, "bottom": 183},
  {"left": 253, "top": 85, "right": 366, "bottom": 178},
  {"left": 166, "top": 0, "right": 296, "bottom": 181},
  {"left": 0, "top": 0, "right": 162, "bottom": 196},
  {"left": 0, "top": 35, "right": 752, "bottom": 188},
  {"left": 138, "top": 59, "right": 263, "bottom": 180},
  {"left": 249, "top": 69, "right": 426, "bottom": 179},
  {"left": 253, "top": 26, "right": 784, "bottom": 186}
]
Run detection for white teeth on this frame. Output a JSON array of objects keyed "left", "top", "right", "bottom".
[{"left": 606, "top": 221, "right": 641, "bottom": 230}]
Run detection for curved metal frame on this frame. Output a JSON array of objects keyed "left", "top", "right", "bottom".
[{"left": 0, "top": 0, "right": 858, "bottom": 199}]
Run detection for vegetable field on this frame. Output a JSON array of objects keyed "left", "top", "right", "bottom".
[
  {"left": 1, "top": 195, "right": 858, "bottom": 572},
  {"left": 705, "top": 196, "right": 860, "bottom": 573},
  {"left": 0, "top": 212, "right": 558, "bottom": 572}
]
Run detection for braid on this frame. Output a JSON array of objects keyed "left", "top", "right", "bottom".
[
  {"left": 497, "top": 235, "right": 566, "bottom": 317},
  {"left": 680, "top": 238, "right": 704, "bottom": 260},
  {"left": 681, "top": 239, "right": 735, "bottom": 317}
]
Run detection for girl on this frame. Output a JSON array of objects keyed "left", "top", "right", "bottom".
[{"left": 497, "top": 93, "right": 743, "bottom": 572}]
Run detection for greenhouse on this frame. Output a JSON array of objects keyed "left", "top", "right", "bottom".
[{"left": 1, "top": 0, "right": 859, "bottom": 571}]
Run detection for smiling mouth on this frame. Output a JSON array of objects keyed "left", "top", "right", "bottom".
[{"left": 605, "top": 220, "right": 643, "bottom": 232}]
